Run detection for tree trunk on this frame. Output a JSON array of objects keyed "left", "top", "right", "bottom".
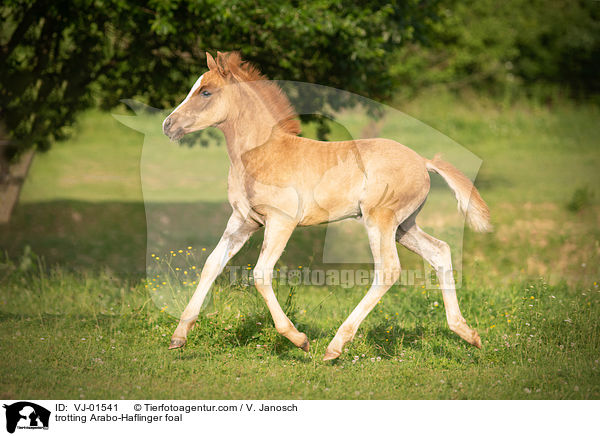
[{"left": 0, "top": 146, "right": 35, "bottom": 224}]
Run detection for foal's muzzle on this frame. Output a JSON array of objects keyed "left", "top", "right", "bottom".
[
  {"left": 163, "top": 116, "right": 176, "bottom": 136},
  {"left": 162, "top": 116, "right": 184, "bottom": 140},
  {"left": 163, "top": 116, "right": 173, "bottom": 134}
]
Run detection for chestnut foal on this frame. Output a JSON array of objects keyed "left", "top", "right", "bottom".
[{"left": 162, "top": 52, "right": 490, "bottom": 360}]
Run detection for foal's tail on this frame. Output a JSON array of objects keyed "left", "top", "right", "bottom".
[{"left": 425, "top": 154, "right": 492, "bottom": 232}]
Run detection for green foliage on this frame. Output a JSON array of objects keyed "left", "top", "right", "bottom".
[
  {"left": 392, "top": 0, "right": 600, "bottom": 101},
  {"left": 0, "top": 0, "right": 444, "bottom": 160},
  {"left": 2, "top": 0, "right": 598, "bottom": 160},
  {"left": 0, "top": 0, "right": 116, "bottom": 159}
]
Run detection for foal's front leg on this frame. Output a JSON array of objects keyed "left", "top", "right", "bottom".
[
  {"left": 169, "top": 213, "right": 258, "bottom": 349},
  {"left": 253, "top": 215, "right": 310, "bottom": 351}
]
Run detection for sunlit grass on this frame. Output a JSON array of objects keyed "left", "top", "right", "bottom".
[
  {"left": 0, "top": 256, "right": 598, "bottom": 399},
  {"left": 1, "top": 91, "right": 599, "bottom": 399}
]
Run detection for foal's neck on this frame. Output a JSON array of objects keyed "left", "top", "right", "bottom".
[{"left": 219, "top": 86, "right": 285, "bottom": 169}]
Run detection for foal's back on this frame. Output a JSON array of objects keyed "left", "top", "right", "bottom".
[{"left": 240, "top": 132, "right": 430, "bottom": 225}]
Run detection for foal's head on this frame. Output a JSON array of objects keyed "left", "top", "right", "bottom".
[{"left": 162, "top": 51, "right": 300, "bottom": 140}]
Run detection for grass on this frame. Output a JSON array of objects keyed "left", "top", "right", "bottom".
[
  {"left": 1, "top": 259, "right": 598, "bottom": 399},
  {"left": 1, "top": 90, "right": 599, "bottom": 399}
]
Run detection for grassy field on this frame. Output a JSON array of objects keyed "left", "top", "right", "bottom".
[{"left": 1, "top": 90, "right": 599, "bottom": 399}]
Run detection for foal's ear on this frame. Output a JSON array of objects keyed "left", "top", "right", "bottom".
[
  {"left": 215, "top": 51, "right": 230, "bottom": 77},
  {"left": 206, "top": 52, "right": 217, "bottom": 71}
]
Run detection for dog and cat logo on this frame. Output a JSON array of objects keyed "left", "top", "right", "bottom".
[{"left": 2, "top": 402, "right": 50, "bottom": 433}]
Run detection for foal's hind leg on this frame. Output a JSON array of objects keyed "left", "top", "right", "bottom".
[
  {"left": 324, "top": 208, "right": 400, "bottom": 360},
  {"left": 396, "top": 222, "right": 481, "bottom": 348},
  {"left": 253, "top": 214, "right": 310, "bottom": 351}
]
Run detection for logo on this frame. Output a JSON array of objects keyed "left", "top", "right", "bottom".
[{"left": 3, "top": 402, "right": 50, "bottom": 433}]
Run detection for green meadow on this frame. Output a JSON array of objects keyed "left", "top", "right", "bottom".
[{"left": 1, "top": 90, "right": 599, "bottom": 399}]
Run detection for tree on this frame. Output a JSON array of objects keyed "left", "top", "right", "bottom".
[
  {"left": 0, "top": 0, "right": 444, "bottom": 221},
  {"left": 391, "top": 0, "right": 600, "bottom": 100},
  {"left": 1, "top": 0, "right": 118, "bottom": 221}
]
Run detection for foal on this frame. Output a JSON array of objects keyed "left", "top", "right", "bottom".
[{"left": 162, "top": 51, "right": 490, "bottom": 360}]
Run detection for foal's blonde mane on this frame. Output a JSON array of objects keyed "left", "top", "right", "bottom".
[{"left": 220, "top": 52, "right": 301, "bottom": 135}]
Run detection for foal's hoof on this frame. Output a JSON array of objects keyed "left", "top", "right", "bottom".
[
  {"left": 299, "top": 337, "right": 310, "bottom": 353},
  {"left": 169, "top": 337, "right": 186, "bottom": 350},
  {"left": 471, "top": 331, "right": 482, "bottom": 349},
  {"left": 323, "top": 349, "right": 341, "bottom": 361}
]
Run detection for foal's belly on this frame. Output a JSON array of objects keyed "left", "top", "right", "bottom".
[
  {"left": 297, "top": 198, "right": 361, "bottom": 226},
  {"left": 241, "top": 181, "right": 364, "bottom": 227},
  {"left": 297, "top": 166, "right": 366, "bottom": 226},
  {"left": 297, "top": 187, "right": 363, "bottom": 226}
]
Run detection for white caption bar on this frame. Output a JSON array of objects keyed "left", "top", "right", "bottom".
[{"left": 1, "top": 400, "right": 595, "bottom": 436}]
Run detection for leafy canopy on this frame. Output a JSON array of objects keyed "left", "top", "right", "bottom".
[{"left": 0, "top": 0, "right": 443, "bottom": 160}]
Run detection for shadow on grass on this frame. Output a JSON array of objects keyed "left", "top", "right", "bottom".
[
  {"left": 1, "top": 200, "right": 360, "bottom": 278},
  {"left": 0, "top": 309, "right": 472, "bottom": 366},
  {"left": 180, "top": 310, "right": 468, "bottom": 363},
  {"left": 365, "top": 320, "right": 468, "bottom": 358}
]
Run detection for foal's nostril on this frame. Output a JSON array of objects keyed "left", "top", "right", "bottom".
[{"left": 163, "top": 117, "right": 173, "bottom": 134}]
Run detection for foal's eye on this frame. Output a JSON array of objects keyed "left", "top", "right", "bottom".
[{"left": 200, "top": 90, "right": 212, "bottom": 97}]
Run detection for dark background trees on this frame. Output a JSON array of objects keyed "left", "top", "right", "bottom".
[
  {"left": 1, "top": 0, "right": 598, "bottom": 221},
  {"left": 0, "top": 0, "right": 447, "bottom": 220},
  {"left": 392, "top": 0, "right": 600, "bottom": 100},
  {"left": 0, "top": 0, "right": 443, "bottom": 162}
]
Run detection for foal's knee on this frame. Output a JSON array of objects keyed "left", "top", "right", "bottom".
[{"left": 379, "top": 256, "right": 401, "bottom": 286}]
